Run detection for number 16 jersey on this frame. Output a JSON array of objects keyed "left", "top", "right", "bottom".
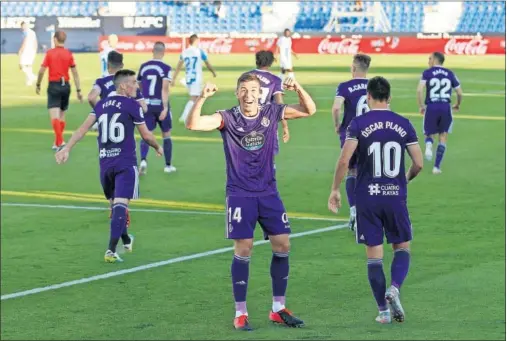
[
  {"left": 92, "top": 95, "right": 145, "bottom": 170},
  {"left": 345, "top": 109, "right": 418, "bottom": 201}
]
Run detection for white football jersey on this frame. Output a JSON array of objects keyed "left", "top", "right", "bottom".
[
  {"left": 21, "top": 29, "right": 37, "bottom": 54},
  {"left": 179, "top": 46, "right": 208, "bottom": 85},
  {"left": 100, "top": 46, "right": 114, "bottom": 77},
  {"left": 277, "top": 36, "right": 292, "bottom": 63}
]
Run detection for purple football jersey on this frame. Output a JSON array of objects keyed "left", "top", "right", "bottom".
[
  {"left": 137, "top": 59, "right": 172, "bottom": 112},
  {"left": 248, "top": 69, "right": 284, "bottom": 105},
  {"left": 92, "top": 95, "right": 145, "bottom": 169},
  {"left": 93, "top": 74, "right": 144, "bottom": 101},
  {"left": 421, "top": 66, "right": 460, "bottom": 105},
  {"left": 336, "top": 78, "right": 369, "bottom": 135},
  {"left": 346, "top": 109, "right": 418, "bottom": 201},
  {"left": 218, "top": 103, "right": 286, "bottom": 197}
]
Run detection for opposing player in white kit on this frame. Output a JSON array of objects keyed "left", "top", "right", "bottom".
[
  {"left": 18, "top": 21, "right": 38, "bottom": 86},
  {"left": 100, "top": 34, "right": 118, "bottom": 77},
  {"left": 171, "top": 34, "right": 217, "bottom": 123},
  {"left": 275, "top": 28, "right": 298, "bottom": 81}
]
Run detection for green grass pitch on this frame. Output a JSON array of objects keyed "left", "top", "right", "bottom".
[{"left": 0, "top": 52, "right": 505, "bottom": 340}]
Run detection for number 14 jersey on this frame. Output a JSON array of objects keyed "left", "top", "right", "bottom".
[{"left": 345, "top": 109, "right": 418, "bottom": 201}]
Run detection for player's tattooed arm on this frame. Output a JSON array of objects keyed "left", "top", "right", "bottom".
[
  {"left": 185, "top": 83, "right": 223, "bottom": 131},
  {"left": 416, "top": 81, "right": 426, "bottom": 114},
  {"left": 332, "top": 97, "right": 344, "bottom": 134},
  {"left": 283, "top": 78, "right": 317, "bottom": 119},
  {"left": 171, "top": 60, "right": 184, "bottom": 87},
  {"left": 328, "top": 139, "right": 358, "bottom": 213},
  {"left": 406, "top": 143, "right": 424, "bottom": 183},
  {"left": 137, "top": 124, "right": 163, "bottom": 156}
]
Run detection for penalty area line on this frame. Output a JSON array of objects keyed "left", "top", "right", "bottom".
[
  {"left": 0, "top": 202, "right": 345, "bottom": 222},
  {"left": 0, "top": 223, "right": 349, "bottom": 301}
]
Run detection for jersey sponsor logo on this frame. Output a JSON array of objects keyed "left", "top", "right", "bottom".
[
  {"left": 261, "top": 117, "right": 270, "bottom": 128},
  {"left": 57, "top": 17, "right": 101, "bottom": 29},
  {"left": 99, "top": 148, "right": 122, "bottom": 159},
  {"left": 240, "top": 131, "right": 265, "bottom": 151},
  {"left": 318, "top": 38, "right": 360, "bottom": 55},
  {"left": 444, "top": 38, "right": 489, "bottom": 56},
  {"left": 368, "top": 183, "right": 400, "bottom": 196},
  {"left": 123, "top": 16, "right": 164, "bottom": 29},
  {"left": 1, "top": 17, "right": 35, "bottom": 29}
]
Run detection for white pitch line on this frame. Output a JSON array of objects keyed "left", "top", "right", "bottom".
[
  {"left": 0, "top": 202, "right": 344, "bottom": 222},
  {"left": 0, "top": 223, "right": 348, "bottom": 301}
]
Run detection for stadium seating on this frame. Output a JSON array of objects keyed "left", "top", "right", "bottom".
[
  {"left": 456, "top": 1, "right": 506, "bottom": 33},
  {"left": 1, "top": 1, "right": 505, "bottom": 33}
]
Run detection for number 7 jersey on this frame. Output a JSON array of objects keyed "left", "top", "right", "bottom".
[
  {"left": 346, "top": 109, "right": 418, "bottom": 200},
  {"left": 335, "top": 78, "right": 369, "bottom": 135},
  {"left": 92, "top": 95, "right": 145, "bottom": 169}
]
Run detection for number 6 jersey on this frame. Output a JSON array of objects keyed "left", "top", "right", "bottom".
[
  {"left": 92, "top": 95, "right": 145, "bottom": 169},
  {"left": 345, "top": 109, "right": 418, "bottom": 201},
  {"left": 335, "top": 78, "right": 369, "bottom": 136}
]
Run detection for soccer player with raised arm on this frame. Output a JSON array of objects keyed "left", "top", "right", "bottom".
[
  {"left": 172, "top": 34, "right": 217, "bottom": 123},
  {"left": 417, "top": 52, "right": 463, "bottom": 174},
  {"left": 55, "top": 70, "right": 163, "bottom": 263},
  {"left": 248, "top": 50, "right": 290, "bottom": 156},
  {"left": 331, "top": 53, "right": 371, "bottom": 231},
  {"left": 186, "top": 74, "right": 316, "bottom": 330},
  {"left": 328, "top": 77, "right": 423, "bottom": 324},
  {"left": 137, "top": 42, "right": 175, "bottom": 174}
]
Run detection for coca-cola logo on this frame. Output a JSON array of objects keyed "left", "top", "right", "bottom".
[
  {"left": 199, "top": 38, "right": 233, "bottom": 54},
  {"left": 317, "top": 38, "right": 360, "bottom": 55},
  {"left": 444, "top": 38, "right": 489, "bottom": 55}
]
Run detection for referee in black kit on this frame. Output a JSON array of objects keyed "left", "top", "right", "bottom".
[{"left": 36, "top": 30, "right": 83, "bottom": 150}]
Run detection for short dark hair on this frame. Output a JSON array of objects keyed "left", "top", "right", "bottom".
[
  {"left": 432, "top": 52, "right": 445, "bottom": 65},
  {"left": 284, "top": 28, "right": 290, "bottom": 34},
  {"left": 237, "top": 72, "right": 261, "bottom": 89},
  {"left": 113, "top": 69, "right": 136, "bottom": 88},
  {"left": 153, "top": 41, "right": 165, "bottom": 53},
  {"left": 353, "top": 53, "right": 371, "bottom": 72},
  {"left": 54, "top": 30, "right": 67, "bottom": 43},
  {"left": 189, "top": 34, "right": 199, "bottom": 45},
  {"left": 367, "top": 76, "right": 391, "bottom": 102},
  {"left": 107, "top": 50, "right": 123, "bottom": 69},
  {"left": 255, "top": 50, "right": 275, "bottom": 68}
]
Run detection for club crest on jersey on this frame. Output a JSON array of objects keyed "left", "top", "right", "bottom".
[
  {"left": 261, "top": 116, "right": 270, "bottom": 127},
  {"left": 241, "top": 131, "right": 265, "bottom": 151}
]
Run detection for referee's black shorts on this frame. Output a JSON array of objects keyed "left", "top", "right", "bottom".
[{"left": 47, "top": 81, "right": 71, "bottom": 111}]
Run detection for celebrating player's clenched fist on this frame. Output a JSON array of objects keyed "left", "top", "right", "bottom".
[
  {"left": 200, "top": 83, "right": 218, "bottom": 98},
  {"left": 282, "top": 77, "right": 299, "bottom": 91}
]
